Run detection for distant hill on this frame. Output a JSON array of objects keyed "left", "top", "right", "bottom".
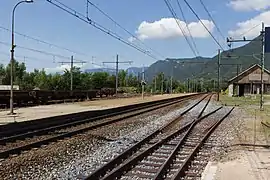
[
  {"left": 198, "top": 36, "right": 267, "bottom": 81},
  {"left": 84, "top": 68, "right": 115, "bottom": 75},
  {"left": 84, "top": 36, "right": 268, "bottom": 83},
  {"left": 145, "top": 36, "right": 270, "bottom": 82},
  {"left": 127, "top": 67, "right": 148, "bottom": 76},
  {"left": 84, "top": 66, "right": 148, "bottom": 76},
  {"left": 145, "top": 57, "right": 212, "bottom": 81}
]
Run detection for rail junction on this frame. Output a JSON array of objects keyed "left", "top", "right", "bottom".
[
  {"left": 0, "top": 93, "right": 238, "bottom": 180},
  {"left": 85, "top": 94, "right": 234, "bottom": 180}
]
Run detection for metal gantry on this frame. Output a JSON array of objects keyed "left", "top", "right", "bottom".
[
  {"left": 103, "top": 55, "right": 133, "bottom": 96},
  {"left": 57, "top": 56, "right": 87, "bottom": 92}
]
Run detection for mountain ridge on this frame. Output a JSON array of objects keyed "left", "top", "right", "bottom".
[{"left": 145, "top": 36, "right": 269, "bottom": 82}]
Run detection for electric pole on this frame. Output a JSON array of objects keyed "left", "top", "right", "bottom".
[
  {"left": 161, "top": 73, "right": 164, "bottom": 95},
  {"left": 103, "top": 54, "right": 133, "bottom": 96},
  {"left": 261, "top": 23, "right": 265, "bottom": 111},
  {"left": 170, "top": 66, "right": 175, "bottom": 94},
  {"left": 227, "top": 22, "right": 265, "bottom": 110},
  {"left": 154, "top": 76, "right": 157, "bottom": 94},
  {"left": 142, "top": 66, "right": 145, "bottom": 99},
  {"left": 116, "top": 55, "right": 119, "bottom": 95},
  {"left": 57, "top": 56, "right": 86, "bottom": 92},
  {"left": 71, "top": 56, "right": 73, "bottom": 91},
  {"left": 187, "top": 78, "right": 190, "bottom": 93},
  {"left": 217, "top": 49, "right": 221, "bottom": 101},
  {"left": 170, "top": 76, "right": 173, "bottom": 94}
]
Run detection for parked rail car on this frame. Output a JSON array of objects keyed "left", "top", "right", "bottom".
[
  {"left": 0, "top": 90, "right": 37, "bottom": 106},
  {"left": 97, "top": 88, "right": 116, "bottom": 97},
  {"left": 31, "top": 90, "right": 98, "bottom": 104},
  {"left": 0, "top": 90, "right": 98, "bottom": 107}
]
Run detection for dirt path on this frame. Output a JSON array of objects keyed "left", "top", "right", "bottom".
[{"left": 213, "top": 147, "right": 269, "bottom": 180}]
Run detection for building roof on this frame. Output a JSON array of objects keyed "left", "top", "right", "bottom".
[{"left": 228, "top": 64, "right": 270, "bottom": 84}]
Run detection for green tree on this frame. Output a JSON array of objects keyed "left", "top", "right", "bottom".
[
  {"left": 118, "top": 70, "right": 127, "bottom": 87},
  {"left": 91, "top": 72, "right": 110, "bottom": 89},
  {"left": 106, "top": 74, "right": 116, "bottom": 88},
  {"left": 47, "top": 73, "right": 64, "bottom": 90},
  {"left": 2, "top": 60, "right": 26, "bottom": 86},
  {"left": 33, "top": 69, "right": 49, "bottom": 89},
  {"left": 126, "top": 74, "right": 138, "bottom": 87}
]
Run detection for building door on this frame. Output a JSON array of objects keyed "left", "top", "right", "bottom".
[{"left": 239, "top": 84, "right": 244, "bottom": 96}]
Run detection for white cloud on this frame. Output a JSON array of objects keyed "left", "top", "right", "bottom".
[
  {"left": 43, "top": 62, "right": 106, "bottom": 74},
  {"left": 44, "top": 64, "right": 71, "bottom": 74},
  {"left": 228, "top": 0, "right": 270, "bottom": 11},
  {"left": 228, "top": 11, "right": 270, "bottom": 38},
  {"left": 131, "top": 18, "right": 215, "bottom": 41},
  {"left": 128, "top": 37, "right": 136, "bottom": 42},
  {"left": 44, "top": 64, "right": 85, "bottom": 74}
]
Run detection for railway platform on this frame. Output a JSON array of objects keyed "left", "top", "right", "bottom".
[{"left": 0, "top": 93, "right": 194, "bottom": 125}]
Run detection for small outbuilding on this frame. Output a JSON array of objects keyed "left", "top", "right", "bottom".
[{"left": 228, "top": 64, "right": 270, "bottom": 97}]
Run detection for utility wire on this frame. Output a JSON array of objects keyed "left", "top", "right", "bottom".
[
  {"left": 0, "top": 26, "right": 86, "bottom": 56},
  {"left": 86, "top": 0, "right": 166, "bottom": 59},
  {"left": 163, "top": 0, "right": 198, "bottom": 57},
  {"left": 199, "top": 0, "right": 226, "bottom": 40},
  {"left": 0, "top": 51, "right": 42, "bottom": 62},
  {"left": 0, "top": 42, "right": 114, "bottom": 69},
  {"left": 236, "top": 24, "right": 261, "bottom": 38},
  {"left": 183, "top": 0, "right": 225, "bottom": 51},
  {"left": 46, "top": 0, "right": 159, "bottom": 60},
  {"left": 176, "top": 0, "right": 200, "bottom": 56},
  {"left": 0, "top": 40, "right": 86, "bottom": 62}
]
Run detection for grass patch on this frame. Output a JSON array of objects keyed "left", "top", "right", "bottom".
[
  {"left": 219, "top": 94, "right": 260, "bottom": 107},
  {"left": 220, "top": 94, "right": 270, "bottom": 133}
]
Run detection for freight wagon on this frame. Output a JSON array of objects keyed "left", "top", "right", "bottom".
[{"left": 0, "top": 90, "right": 98, "bottom": 107}]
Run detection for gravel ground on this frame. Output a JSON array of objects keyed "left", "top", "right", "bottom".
[
  {"left": 0, "top": 101, "right": 183, "bottom": 153},
  {"left": 117, "top": 98, "right": 227, "bottom": 180},
  {"left": 0, "top": 96, "right": 204, "bottom": 180},
  {"left": 47, "top": 98, "right": 208, "bottom": 180},
  {"left": 206, "top": 106, "right": 247, "bottom": 162},
  {"left": 201, "top": 103, "right": 270, "bottom": 180}
]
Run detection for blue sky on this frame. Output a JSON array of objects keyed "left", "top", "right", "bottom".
[{"left": 0, "top": 0, "right": 269, "bottom": 73}]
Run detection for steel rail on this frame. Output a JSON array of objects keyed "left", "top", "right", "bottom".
[
  {"left": 0, "top": 93, "right": 202, "bottom": 137},
  {"left": 0, "top": 94, "right": 207, "bottom": 158},
  {"left": 0, "top": 93, "right": 202, "bottom": 138},
  {"left": 0, "top": 94, "right": 202, "bottom": 144},
  {"left": 197, "top": 94, "right": 212, "bottom": 118},
  {"left": 98, "top": 107, "right": 222, "bottom": 180},
  {"left": 261, "top": 121, "right": 270, "bottom": 128},
  {"left": 86, "top": 100, "right": 219, "bottom": 180},
  {"left": 172, "top": 107, "right": 234, "bottom": 179},
  {"left": 84, "top": 94, "right": 211, "bottom": 180}
]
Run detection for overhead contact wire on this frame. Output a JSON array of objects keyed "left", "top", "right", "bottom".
[{"left": 46, "top": 0, "right": 159, "bottom": 60}]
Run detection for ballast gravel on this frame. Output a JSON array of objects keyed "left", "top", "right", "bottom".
[
  {"left": 0, "top": 97, "right": 206, "bottom": 180},
  {"left": 47, "top": 99, "right": 207, "bottom": 180}
]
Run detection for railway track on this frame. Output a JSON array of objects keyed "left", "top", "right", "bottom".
[
  {"left": 0, "top": 93, "right": 202, "bottom": 138},
  {"left": 0, "top": 93, "right": 207, "bottom": 159},
  {"left": 85, "top": 95, "right": 234, "bottom": 180}
]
